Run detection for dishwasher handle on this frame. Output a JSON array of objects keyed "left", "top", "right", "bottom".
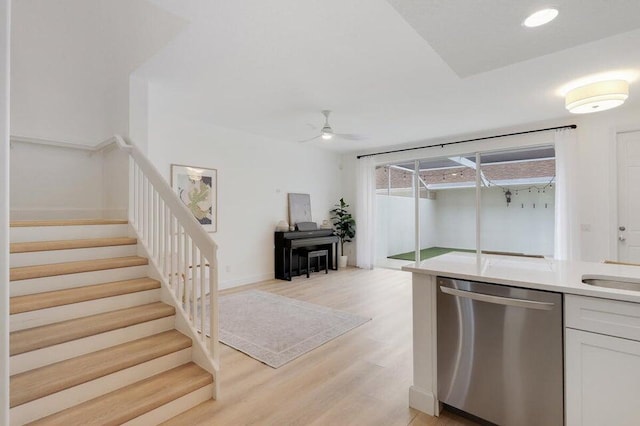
[{"left": 440, "top": 286, "right": 555, "bottom": 311}]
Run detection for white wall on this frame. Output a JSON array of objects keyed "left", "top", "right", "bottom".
[
  {"left": 574, "top": 106, "right": 640, "bottom": 262},
  {"left": 1, "top": 0, "right": 10, "bottom": 421},
  {"left": 433, "top": 189, "right": 477, "bottom": 250},
  {"left": 10, "top": 143, "right": 128, "bottom": 220},
  {"left": 102, "top": 147, "right": 129, "bottom": 219},
  {"left": 129, "top": 76, "right": 150, "bottom": 154},
  {"left": 376, "top": 195, "right": 436, "bottom": 259},
  {"left": 146, "top": 87, "right": 343, "bottom": 289},
  {"left": 434, "top": 187, "right": 555, "bottom": 255},
  {"left": 480, "top": 187, "right": 555, "bottom": 255}
]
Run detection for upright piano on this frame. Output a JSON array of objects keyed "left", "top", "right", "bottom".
[{"left": 274, "top": 229, "right": 339, "bottom": 280}]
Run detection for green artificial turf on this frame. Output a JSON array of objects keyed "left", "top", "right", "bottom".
[{"left": 387, "top": 246, "right": 475, "bottom": 261}]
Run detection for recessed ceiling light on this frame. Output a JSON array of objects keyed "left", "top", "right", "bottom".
[{"left": 523, "top": 8, "right": 559, "bottom": 28}]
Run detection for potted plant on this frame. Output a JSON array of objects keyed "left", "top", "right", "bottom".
[{"left": 330, "top": 198, "right": 356, "bottom": 268}]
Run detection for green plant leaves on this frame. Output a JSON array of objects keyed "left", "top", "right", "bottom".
[{"left": 330, "top": 198, "right": 356, "bottom": 254}]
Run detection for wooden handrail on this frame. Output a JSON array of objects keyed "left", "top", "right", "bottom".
[{"left": 111, "top": 135, "right": 217, "bottom": 256}]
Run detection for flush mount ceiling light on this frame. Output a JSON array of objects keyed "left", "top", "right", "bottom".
[
  {"left": 565, "top": 80, "right": 629, "bottom": 114},
  {"left": 523, "top": 8, "right": 559, "bottom": 27}
]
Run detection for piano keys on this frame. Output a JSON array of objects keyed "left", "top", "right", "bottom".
[{"left": 274, "top": 229, "right": 339, "bottom": 281}]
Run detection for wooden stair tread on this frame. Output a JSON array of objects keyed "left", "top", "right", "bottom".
[
  {"left": 10, "top": 219, "right": 128, "bottom": 227},
  {"left": 10, "top": 330, "right": 191, "bottom": 408},
  {"left": 10, "top": 302, "right": 175, "bottom": 356},
  {"left": 10, "top": 256, "right": 149, "bottom": 281},
  {"left": 29, "top": 363, "right": 213, "bottom": 426},
  {"left": 10, "top": 277, "right": 160, "bottom": 315},
  {"left": 10, "top": 237, "right": 137, "bottom": 254}
]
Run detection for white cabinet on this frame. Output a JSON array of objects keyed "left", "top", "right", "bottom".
[
  {"left": 566, "top": 295, "right": 640, "bottom": 426},
  {"left": 566, "top": 328, "right": 640, "bottom": 426}
]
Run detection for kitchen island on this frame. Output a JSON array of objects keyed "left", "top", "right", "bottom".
[{"left": 403, "top": 252, "right": 640, "bottom": 425}]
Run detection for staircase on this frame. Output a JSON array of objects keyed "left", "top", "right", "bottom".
[{"left": 8, "top": 219, "right": 214, "bottom": 425}]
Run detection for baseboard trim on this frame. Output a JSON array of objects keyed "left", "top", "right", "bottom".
[
  {"left": 409, "top": 385, "right": 437, "bottom": 416},
  {"left": 219, "top": 272, "right": 274, "bottom": 290}
]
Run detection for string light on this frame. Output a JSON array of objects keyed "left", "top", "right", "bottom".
[{"left": 482, "top": 175, "right": 556, "bottom": 195}]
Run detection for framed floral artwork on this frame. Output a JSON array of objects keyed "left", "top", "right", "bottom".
[{"left": 171, "top": 164, "right": 217, "bottom": 232}]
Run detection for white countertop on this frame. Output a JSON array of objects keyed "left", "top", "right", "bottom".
[{"left": 402, "top": 252, "right": 640, "bottom": 303}]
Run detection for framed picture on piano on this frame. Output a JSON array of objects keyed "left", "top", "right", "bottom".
[{"left": 171, "top": 164, "right": 217, "bottom": 232}]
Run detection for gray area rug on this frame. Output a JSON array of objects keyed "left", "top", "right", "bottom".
[{"left": 208, "top": 290, "right": 370, "bottom": 368}]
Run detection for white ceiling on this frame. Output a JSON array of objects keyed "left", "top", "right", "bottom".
[
  {"left": 387, "top": 0, "right": 640, "bottom": 77},
  {"left": 11, "top": 0, "right": 187, "bottom": 144},
  {"left": 136, "top": 0, "right": 640, "bottom": 153}
]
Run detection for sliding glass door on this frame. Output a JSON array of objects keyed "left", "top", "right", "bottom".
[
  {"left": 416, "top": 157, "right": 477, "bottom": 261},
  {"left": 374, "top": 145, "right": 556, "bottom": 268},
  {"left": 479, "top": 147, "right": 556, "bottom": 257}
]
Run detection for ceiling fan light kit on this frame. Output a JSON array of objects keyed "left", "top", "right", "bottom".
[
  {"left": 297, "top": 110, "right": 366, "bottom": 143},
  {"left": 321, "top": 110, "right": 334, "bottom": 140},
  {"left": 565, "top": 80, "right": 629, "bottom": 114}
]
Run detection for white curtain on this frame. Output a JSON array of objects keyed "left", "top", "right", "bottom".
[
  {"left": 554, "top": 128, "right": 581, "bottom": 260},
  {"left": 356, "top": 156, "right": 376, "bottom": 269}
]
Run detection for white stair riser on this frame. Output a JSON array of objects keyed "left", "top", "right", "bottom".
[
  {"left": 10, "top": 224, "right": 130, "bottom": 243},
  {"left": 9, "top": 348, "right": 192, "bottom": 426},
  {"left": 10, "top": 289, "right": 161, "bottom": 332},
  {"left": 10, "top": 265, "right": 148, "bottom": 296},
  {"left": 10, "top": 245, "right": 138, "bottom": 267},
  {"left": 10, "top": 316, "right": 175, "bottom": 375},
  {"left": 123, "top": 384, "right": 213, "bottom": 426}
]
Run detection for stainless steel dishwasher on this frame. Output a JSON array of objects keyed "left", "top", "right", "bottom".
[{"left": 437, "top": 277, "right": 563, "bottom": 426}]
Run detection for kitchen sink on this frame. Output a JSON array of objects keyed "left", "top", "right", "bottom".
[{"left": 582, "top": 276, "right": 640, "bottom": 292}]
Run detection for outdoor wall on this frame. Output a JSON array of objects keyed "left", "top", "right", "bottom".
[
  {"left": 480, "top": 186, "right": 555, "bottom": 255},
  {"left": 376, "top": 194, "right": 436, "bottom": 259},
  {"left": 375, "top": 187, "right": 555, "bottom": 259},
  {"left": 433, "top": 187, "right": 555, "bottom": 255},
  {"left": 433, "top": 189, "right": 477, "bottom": 251},
  {"left": 146, "top": 87, "right": 343, "bottom": 289}
]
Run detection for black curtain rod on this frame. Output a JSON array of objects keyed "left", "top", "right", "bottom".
[{"left": 356, "top": 124, "right": 577, "bottom": 159}]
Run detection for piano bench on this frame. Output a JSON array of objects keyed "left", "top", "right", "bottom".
[{"left": 298, "top": 249, "right": 329, "bottom": 278}]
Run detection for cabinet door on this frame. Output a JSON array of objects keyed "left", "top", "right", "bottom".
[{"left": 566, "top": 328, "right": 640, "bottom": 426}]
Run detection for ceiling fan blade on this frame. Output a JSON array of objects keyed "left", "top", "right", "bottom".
[
  {"left": 297, "top": 134, "right": 322, "bottom": 143},
  {"left": 333, "top": 133, "right": 367, "bottom": 141}
]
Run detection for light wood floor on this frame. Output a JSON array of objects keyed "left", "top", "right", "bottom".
[{"left": 164, "top": 267, "right": 477, "bottom": 426}]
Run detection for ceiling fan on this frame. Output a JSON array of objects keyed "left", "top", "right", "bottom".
[{"left": 298, "top": 110, "right": 366, "bottom": 143}]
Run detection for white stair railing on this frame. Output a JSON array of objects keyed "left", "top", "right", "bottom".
[{"left": 110, "top": 135, "right": 219, "bottom": 381}]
